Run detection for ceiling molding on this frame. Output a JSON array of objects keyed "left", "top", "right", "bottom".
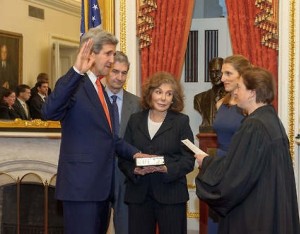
[{"left": 24, "top": 0, "right": 81, "bottom": 17}]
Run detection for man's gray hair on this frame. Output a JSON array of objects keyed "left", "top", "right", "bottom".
[
  {"left": 114, "top": 51, "right": 130, "bottom": 70},
  {"left": 80, "top": 27, "right": 118, "bottom": 54}
]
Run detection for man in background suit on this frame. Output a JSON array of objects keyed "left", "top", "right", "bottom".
[
  {"left": 104, "top": 51, "right": 141, "bottom": 234},
  {"left": 42, "top": 28, "right": 148, "bottom": 234},
  {"left": 13, "top": 84, "right": 31, "bottom": 120},
  {"left": 29, "top": 81, "right": 48, "bottom": 119},
  {"left": 30, "top": 72, "right": 52, "bottom": 98}
]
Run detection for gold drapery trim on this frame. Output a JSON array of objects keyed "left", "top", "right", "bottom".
[
  {"left": 254, "top": 0, "right": 278, "bottom": 50},
  {"left": 288, "top": 0, "right": 295, "bottom": 161},
  {"left": 120, "top": 0, "right": 127, "bottom": 53},
  {"left": 136, "top": 0, "right": 157, "bottom": 49},
  {"left": 119, "top": 0, "right": 127, "bottom": 90}
]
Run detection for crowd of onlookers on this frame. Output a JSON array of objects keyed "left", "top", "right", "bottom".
[{"left": 0, "top": 72, "right": 51, "bottom": 120}]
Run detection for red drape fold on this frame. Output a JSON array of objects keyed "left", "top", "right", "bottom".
[
  {"left": 140, "top": 0, "right": 195, "bottom": 83},
  {"left": 226, "top": 0, "right": 278, "bottom": 108}
]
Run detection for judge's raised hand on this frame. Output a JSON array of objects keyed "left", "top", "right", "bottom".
[{"left": 74, "top": 39, "right": 95, "bottom": 74}]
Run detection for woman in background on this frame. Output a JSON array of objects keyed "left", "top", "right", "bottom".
[
  {"left": 195, "top": 67, "right": 300, "bottom": 234},
  {"left": 119, "top": 71, "right": 195, "bottom": 234},
  {"left": 0, "top": 88, "right": 19, "bottom": 119},
  {"left": 207, "top": 54, "right": 252, "bottom": 233},
  {"left": 213, "top": 54, "right": 251, "bottom": 157}
]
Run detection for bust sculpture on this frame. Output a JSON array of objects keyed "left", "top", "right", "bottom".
[{"left": 193, "top": 57, "right": 226, "bottom": 132}]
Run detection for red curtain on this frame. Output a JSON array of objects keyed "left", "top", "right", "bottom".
[
  {"left": 140, "top": 0, "right": 195, "bottom": 83},
  {"left": 226, "top": 0, "right": 278, "bottom": 108}
]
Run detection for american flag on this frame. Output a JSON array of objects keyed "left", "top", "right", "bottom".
[{"left": 80, "top": 0, "right": 102, "bottom": 36}]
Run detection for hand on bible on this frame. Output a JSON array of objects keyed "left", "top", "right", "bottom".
[
  {"left": 134, "top": 165, "right": 167, "bottom": 175},
  {"left": 133, "top": 152, "right": 155, "bottom": 159},
  {"left": 134, "top": 166, "right": 157, "bottom": 175}
]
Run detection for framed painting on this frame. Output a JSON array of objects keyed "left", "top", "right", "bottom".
[{"left": 0, "top": 30, "right": 22, "bottom": 91}]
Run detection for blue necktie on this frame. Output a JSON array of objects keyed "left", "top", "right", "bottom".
[{"left": 111, "top": 95, "right": 120, "bottom": 136}]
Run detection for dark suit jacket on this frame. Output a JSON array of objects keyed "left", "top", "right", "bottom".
[
  {"left": 119, "top": 110, "right": 195, "bottom": 204},
  {"left": 13, "top": 99, "right": 31, "bottom": 120},
  {"left": 119, "top": 90, "right": 141, "bottom": 137},
  {"left": 42, "top": 68, "right": 138, "bottom": 201},
  {"left": 0, "top": 103, "right": 20, "bottom": 120},
  {"left": 29, "top": 94, "right": 45, "bottom": 119}
]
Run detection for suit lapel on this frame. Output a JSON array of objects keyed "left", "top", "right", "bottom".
[
  {"left": 136, "top": 110, "right": 151, "bottom": 140},
  {"left": 153, "top": 112, "right": 173, "bottom": 138},
  {"left": 121, "top": 91, "right": 133, "bottom": 131},
  {"left": 15, "top": 100, "right": 27, "bottom": 119},
  {"left": 136, "top": 110, "right": 174, "bottom": 140},
  {"left": 83, "top": 75, "right": 112, "bottom": 133}
]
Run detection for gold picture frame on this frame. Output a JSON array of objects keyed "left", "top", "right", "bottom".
[{"left": 0, "top": 30, "right": 22, "bottom": 90}]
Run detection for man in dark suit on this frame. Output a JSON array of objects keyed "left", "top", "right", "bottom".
[
  {"left": 104, "top": 51, "right": 141, "bottom": 234},
  {"left": 13, "top": 84, "right": 31, "bottom": 120},
  {"left": 29, "top": 81, "right": 48, "bottom": 119},
  {"left": 42, "top": 28, "right": 147, "bottom": 234},
  {"left": 0, "top": 44, "right": 17, "bottom": 90},
  {"left": 30, "top": 72, "right": 52, "bottom": 99}
]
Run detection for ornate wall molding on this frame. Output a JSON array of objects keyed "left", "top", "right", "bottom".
[
  {"left": 120, "top": 0, "right": 127, "bottom": 53},
  {"left": 24, "top": 0, "right": 81, "bottom": 17},
  {"left": 288, "top": 0, "right": 296, "bottom": 160}
]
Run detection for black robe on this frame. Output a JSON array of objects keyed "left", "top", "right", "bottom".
[{"left": 196, "top": 105, "right": 300, "bottom": 234}]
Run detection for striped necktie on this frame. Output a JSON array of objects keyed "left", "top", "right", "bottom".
[{"left": 111, "top": 95, "right": 120, "bottom": 136}]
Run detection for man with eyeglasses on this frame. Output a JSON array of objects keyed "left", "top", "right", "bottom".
[
  {"left": 104, "top": 51, "right": 141, "bottom": 234},
  {"left": 193, "top": 57, "right": 225, "bottom": 132}
]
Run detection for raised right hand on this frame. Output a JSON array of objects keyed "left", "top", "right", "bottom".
[{"left": 74, "top": 39, "right": 95, "bottom": 74}]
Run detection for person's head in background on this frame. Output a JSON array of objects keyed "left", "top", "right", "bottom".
[
  {"left": 209, "top": 57, "right": 224, "bottom": 86},
  {"left": 80, "top": 27, "right": 119, "bottom": 77},
  {"left": 234, "top": 67, "right": 275, "bottom": 114},
  {"left": 15, "top": 84, "right": 31, "bottom": 102},
  {"left": 221, "top": 55, "right": 252, "bottom": 93},
  {"left": 36, "top": 81, "right": 49, "bottom": 97},
  {"left": 1, "top": 88, "right": 16, "bottom": 107},
  {"left": 36, "top": 73, "right": 49, "bottom": 83},
  {"left": 221, "top": 55, "right": 252, "bottom": 105},
  {"left": 106, "top": 51, "right": 130, "bottom": 94},
  {"left": 141, "top": 71, "right": 184, "bottom": 113}
]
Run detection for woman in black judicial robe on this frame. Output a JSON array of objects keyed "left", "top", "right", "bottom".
[{"left": 195, "top": 67, "right": 300, "bottom": 234}]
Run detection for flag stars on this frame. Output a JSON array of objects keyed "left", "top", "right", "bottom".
[
  {"left": 80, "top": 0, "right": 101, "bottom": 35},
  {"left": 92, "top": 4, "right": 98, "bottom": 11}
]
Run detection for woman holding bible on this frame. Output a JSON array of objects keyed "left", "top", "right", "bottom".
[{"left": 119, "top": 71, "right": 195, "bottom": 234}]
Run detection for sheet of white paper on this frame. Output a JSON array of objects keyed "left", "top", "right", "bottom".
[{"left": 181, "top": 139, "right": 208, "bottom": 155}]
